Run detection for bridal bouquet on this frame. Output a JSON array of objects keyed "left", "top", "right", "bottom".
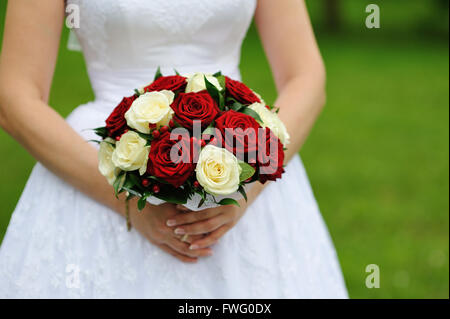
[{"left": 93, "top": 69, "right": 290, "bottom": 223}]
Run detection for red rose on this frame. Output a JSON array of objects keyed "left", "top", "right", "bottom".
[
  {"left": 144, "top": 75, "right": 187, "bottom": 92},
  {"left": 225, "top": 76, "right": 261, "bottom": 105},
  {"left": 257, "top": 128, "right": 285, "bottom": 184},
  {"left": 171, "top": 90, "right": 220, "bottom": 130},
  {"left": 147, "top": 131, "right": 195, "bottom": 188},
  {"left": 105, "top": 95, "right": 137, "bottom": 138},
  {"left": 215, "top": 110, "right": 261, "bottom": 162}
]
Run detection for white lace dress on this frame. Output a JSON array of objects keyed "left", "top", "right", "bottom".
[{"left": 0, "top": 0, "right": 348, "bottom": 298}]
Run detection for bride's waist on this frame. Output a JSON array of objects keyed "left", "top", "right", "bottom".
[{"left": 87, "top": 63, "right": 241, "bottom": 107}]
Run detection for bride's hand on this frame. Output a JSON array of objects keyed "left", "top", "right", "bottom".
[
  {"left": 130, "top": 203, "right": 213, "bottom": 263},
  {"left": 166, "top": 201, "right": 248, "bottom": 250}
]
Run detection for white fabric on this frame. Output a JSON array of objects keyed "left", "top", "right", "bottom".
[{"left": 0, "top": 0, "right": 348, "bottom": 298}]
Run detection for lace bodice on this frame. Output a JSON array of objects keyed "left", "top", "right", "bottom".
[{"left": 67, "top": 0, "right": 257, "bottom": 102}]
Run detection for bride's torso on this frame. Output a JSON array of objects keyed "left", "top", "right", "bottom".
[{"left": 67, "top": 0, "right": 257, "bottom": 103}]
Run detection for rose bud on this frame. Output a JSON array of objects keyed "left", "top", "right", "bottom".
[
  {"left": 160, "top": 126, "right": 169, "bottom": 133},
  {"left": 141, "top": 179, "right": 150, "bottom": 187},
  {"left": 152, "top": 130, "right": 160, "bottom": 139}
]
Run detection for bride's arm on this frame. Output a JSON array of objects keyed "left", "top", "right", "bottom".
[
  {"left": 0, "top": 0, "right": 211, "bottom": 262},
  {"left": 0, "top": 1, "right": 123, "bottom": 214},
  {"left": 256, "top": 0, "right": 326, "bottom": 161},
  {"left": 169, "top": 0, "right": 326, "bottom": 248}
]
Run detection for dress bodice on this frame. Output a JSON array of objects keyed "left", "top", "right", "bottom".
[{"left": 67, "top": 0, "right": 257, "bottom": 102}]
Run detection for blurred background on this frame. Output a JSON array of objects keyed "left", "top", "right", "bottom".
[{"left": 0, "top": 0, "right": 448, "bottom": 298}]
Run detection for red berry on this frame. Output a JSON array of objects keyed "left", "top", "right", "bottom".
[
  {"left": 193, "top": 181, "right": 200, "bottom": 188},
  {"left": 124, "top": 129, "right": 129, "bottom": 133},
  {"left": 149, "top": 123, "right": 157, "bottom": 130},
  {"left": 152, "top": 130, "right": 160, "bottom": 139},
  {"left": 152, "top": 185, "right": 160, "bottom": 194},
  {"left": 200, "top": 140, "right": 206, "bottom": 147},
  {"left": 160, "top": 126, "right": 169, "bottom": 133},
  {"left": 115, "top": 135, "right": 121, "bottom": 141},
  {"left": 141, "top": 179, "right": 150, "bottom": 187},
  {"left": 169, "top": 120, "right": 175, "bottom": 128}
]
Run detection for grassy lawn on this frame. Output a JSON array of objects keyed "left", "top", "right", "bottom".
[
  {"left": 0, "top": 1, "right": 448, "bottom": 298},
  {"left": 241, "top": 26, "right": 449, "bottom": 298}
]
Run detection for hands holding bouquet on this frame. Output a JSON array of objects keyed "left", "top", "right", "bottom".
[{"left": 94, "top": 68, "right": 290, "bottom": 261}]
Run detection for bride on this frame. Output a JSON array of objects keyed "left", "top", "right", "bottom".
[{"left": 0, "top": 0, "right": 347, "bottom": 298}]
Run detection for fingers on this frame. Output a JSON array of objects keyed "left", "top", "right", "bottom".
[
  {"left": 157, "top": 243, "right": 198, "bottom": 263},
  {"left": 189, "top": 225, "right": 229, "bottom": 250},
  {"left": 175, "top": 204, "right": 191, "bottom": 212},
  {"left": 167, "top": 209, "right": 221, "bottom": 227},
  {"left": 166, "top": 237, "right": 213, "bottom": 258},
  {"left": 174, "top": 233, "right": 204, "bottom": 244},
  {"left": 173, "top": 214, "right": 228, "bottom": 236}
]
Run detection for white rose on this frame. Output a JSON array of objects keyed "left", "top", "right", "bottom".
[
  {"left": 196, "top": 145, "right": 241, "bottom": 196},
  {"left": 98, "top": 138, "right": 120, "bottom": 185},
  {"left": 185, "top": 72, "right": 222, "bottom": 93},
  {"left": 125, "top": 91, "right": 175, "bottom": 134},
  {"left": 249, "top": 102, "right": 290, "bottom": 145},
  {"left": 112, "top": 131, "right": 150, "bottom": 175}
]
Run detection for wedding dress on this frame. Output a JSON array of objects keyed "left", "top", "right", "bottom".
[{"left": 0, "top": 0, "right": 348, "bottom": 298}]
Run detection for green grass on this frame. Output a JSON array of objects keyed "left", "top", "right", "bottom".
[
  {"left": 241, "top": 25, "right": 449, "bottom": 298},
  {"left": 0, "top": 1, "right": 448, "bottom": 299}
]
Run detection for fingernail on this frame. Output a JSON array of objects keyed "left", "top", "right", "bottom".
[
  {"left": 174, "top": 228, "right": 185, "bottom": 235},
  {"left": 189, "top": 244, "right": 199, "bottom": 250},
  {"left": 166, "top": 219, "right": 176, "bottom": 227}
]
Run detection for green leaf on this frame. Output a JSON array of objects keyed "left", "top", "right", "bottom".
[
  {"left": 134, "top": 88, "right": 141, "bottom": 96},
  {"left": 104, "top": 140, "right": 116, "bottom": 147},
  {"left": 148, "top": 176, "right": 170, "bottom": 185},
  {"left": 113, "top": 172, "right": 126, "bottom": 198},
  {"left": 241, "top": 107, "right": 263, "bottom": 124},
  {"left": 229, "top": 101, "right": 245, "bottom": 112},
  {"left": 218, "top": 198, "right": 240, "bottom": 207},
  {"left": 204, "top": 76, "right": 224, "bottom": 110},
  {"left": 197, "top": 197, "right": 206, "bottom": 209},
  {"left": 93, "top": 127, "right": 108, "bottom": 139},
  {"left": 152, "top": 188, "right": 188, "bottom": 204},
  {"left": 238, "top": 161, "right": 256, "bottom": 182},
  {"left": 136, "top": 131, "right": 152, "bottom": 140},
  {"left": 213, "top": 71, "right": 222, "bottom": 77},
  {"left": 174, "top": 69, "right": 181, "bottom": 76},
  {"left": 128, "top": 173, "right": 141, "bottom": 185},
  {"left": 154, "top": 66, "right": 163, "bottom": 81},
  {"left": 238, "top": 185, "right": 248, "bottom": 202},
  {"left": 216, "top": 75, "right": 226, "bottom": 91},
  {"left": 123, "top": 173, "right": 142, "bottom": 192},
  {"left": 216, "top": 76, "right": 226, "bottom": 109},
  {"left": 88, "top": 139, "right": 101, "bottom": 144},
  {"left": 202, "top": 125, "right": 216, "bottom": 136},
  {"left": 195, "top": 188, "right": 208, "bottom": 208},
  {"left": 137, "top": 196, "right": 147, "bottom": 211}
]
